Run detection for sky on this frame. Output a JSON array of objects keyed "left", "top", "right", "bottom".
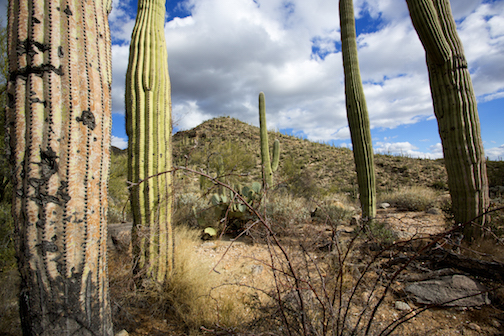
[{"left": 1, "top": 0, "right": 503, "bottom": 160}]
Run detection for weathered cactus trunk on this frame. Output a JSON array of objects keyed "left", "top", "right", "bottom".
[
  {"left": 258, "top": 92, "right": 280, "bottom": 188},
  {"left": 6, "top": 0, "right": 113, "bottom": 334},
  {"left": 339, "top": 0, "right": 377, "bottom": 219},
  {"left": 126, "top": 0, "right": 173, "bottom": 283},
  {"left": 406, "top": 0, "right": 489, "bottom": 239}
]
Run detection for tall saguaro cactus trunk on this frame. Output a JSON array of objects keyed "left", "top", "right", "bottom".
[
  {"left": 126, "top": 0, "right": 173, "bottom": 283},
  {"left": 406, "top": 0, "right": 489, "bottom": 239},
  {"left": 7, "top": 0, "right": 113, "bottom": 334},
  {"left": 339, "top": 0, "right": 377, "bottom": 219},
  {"left": 259, "top": 92, "right": 280, "bottom": 188}
]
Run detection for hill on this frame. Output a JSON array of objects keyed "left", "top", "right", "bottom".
[{"left": 172, "top": 116, "right": 451, "bottom": 197}]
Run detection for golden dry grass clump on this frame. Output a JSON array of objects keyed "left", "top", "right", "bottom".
[{"left": 137, "top": 226, "right": 263, "bottom": 332}]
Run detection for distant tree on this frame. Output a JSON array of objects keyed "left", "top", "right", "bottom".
[
  {"left": 7, "top": 0, "right": 113, "bottom": 334},
  {"left": 406, "top": 0, "right": 489, "bottom": 240},
  {"left": 339, "top": 0, "right": 377, "bottom": 219}
]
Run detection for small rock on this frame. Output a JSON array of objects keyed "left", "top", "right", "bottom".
[
  {"left": 115, "top": 330, "right": 129, "bottom": 336},
  {"left": 490, "top": 319, "right": 501, "bottom": 328},
  {"left": 337, "top": 225, "right": 355, "bottom": 234},
  {"left": 394, "top": 301, "right": 411, "bottom": 311},
  {"left": 251, "top": 264, "right": 264, "bottom": 275},
  {"left": 426, "top": 207, "right": 442, "bottom": 215},
  {"left": 201, "top": 241, "right": 216, "bottom": 248},
  {"left": 467, "top": 323, "right": 481, "bottom": 332},
  {"left": 379, "top": 203, "right": 390, "bottom": 209}
]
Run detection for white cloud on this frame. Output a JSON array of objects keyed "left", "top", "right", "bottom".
[
  {"left": 107, "top": 0, "right": 504, "bottom": 154},
  {"left": 374, "top": 141, "right": 443, "bottom": 159},
  {"left": 111, "top": 135, "right": 128, "bottom": 149},
  {"left": 485, "top": 144, "right": 504, "bottom": 161},
  {"left": 173, "top": 101, "right": 214, "bottom": 130}
]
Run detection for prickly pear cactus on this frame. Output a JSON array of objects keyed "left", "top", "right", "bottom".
[
  {"left": 406, "top": 0, "right": 489, "bottom": 239},
  {"left": 259, "top": 92, "right": 281, "bottom": 188},
  {"left": 339, "top": 0, "right": 377, "bottom": 219},
  {"left": 126, "top": 0, "right": 174, "bottom": 282},
  {"left": 6, "top": 0, "right": 113, "bottom": 334}
]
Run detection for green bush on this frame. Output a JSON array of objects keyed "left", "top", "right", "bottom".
[
  {"left": 0, "top": 202, "right": 16, "bottom": 271},
  {"left": 174, "top": 192, "right": 213, "bottom": 229},
  {"left": 108, "top": 151, "right": 131, "bottom": 223}
]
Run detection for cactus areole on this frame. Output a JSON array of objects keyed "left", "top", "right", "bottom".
[
  {"left": 7, "top": 0, "right": 113, "bottom": 334},
  {"left": 258, "top": 92, "right": 280, "bottom": 188},
  {"left": 406, "top": 0, "right": 489, "bottom": 239},
  {"left": 126, "top": 0, "right": 174, "bottom": 283},
  {"left": 339, "top": 0, "right": 377, "bottom": 219}
]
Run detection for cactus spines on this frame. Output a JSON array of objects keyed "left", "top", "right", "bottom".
[
  {"left": 406, "top": 0, "right": 489, "bottom": 239},
  {"left": 126, "top": 0, "right": 173, "bottom": 282},
  {"left": 259, "top": 92, "right": 281, "bottom": 188},
  {"left": 339, "top": 0, "right": 377, "bottom": 219},
  {"left": 7, "top": 0, "right": 113, "bottom": 334}
]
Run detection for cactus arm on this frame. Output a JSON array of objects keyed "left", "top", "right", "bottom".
[
  {"left": 406, "top": 0, "right": 489, "bottom": 239},
  {"left": 7, "top": 0, "right": 113, "bottom": 334},
  {"left": 339, "top": 0, "right": 377, "bottom": 219},
  {"left": 258, "top": 92, "right": 273, "bottom": 187},
  {"left": 126, "top": 0, "right": 173, "bottom": 282},
  {"left": 271, "top": 139, "right": 280, "bottom": 172}
]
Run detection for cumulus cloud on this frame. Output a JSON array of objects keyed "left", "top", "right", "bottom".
[
  {"left": 106, "top": 0, "right": 503, "bottom": 151},
  {"left": 374, "top": 141, "right": 443, "bottom": 159},
  {"left": 485, "top": 144, "right": 504, "bottom": 161},
  {"left": 111, "top": 135, "right": 128, "bottom": 149}
]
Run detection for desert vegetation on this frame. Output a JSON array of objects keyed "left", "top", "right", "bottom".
[
  {"left": 2, "top": 0, "right": 504, "bottom": 335},
  {"left": 2, "top": 115, "right": 504, "bottom": 335}
]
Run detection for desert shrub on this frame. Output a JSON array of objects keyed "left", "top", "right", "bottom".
[
  {"left": 280, "top": 154, "right": 320, "bottom": 199},
  {"left": 367, "top": 220, "right": 397, "bottom": 244},
  {"left": 0, "top": 202, "right": 15, "bottom": 271},
  {"left": 173, "top": 192, "right": 212, "bottom": 229},
  {"left": 108, "top": 152, "right": 131, "bottom": 222},
  {"left": 265, "top": 192, "right": 311, "bottom": 233},
  {"left": 311, "top": 197, "right": 356, "bottom": 225},
  {"left": 379, "top": 186, "right": 439, "bottom": 211}
]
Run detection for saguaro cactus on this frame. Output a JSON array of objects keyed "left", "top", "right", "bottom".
[
  {"left": 7, "top": 0, "right": 113, "bottom": 334},
  {"left": 126, "top": 0, "right": 173, "bottom": 283},
  {"left": 259, "top": 92, "right": 280, "bottom": 188},
  {"left": 406, "top": 0, "right": 489, "bottom": 239},
  {"left": 339, "top": 0, "right": 377, "bottom": 219}
]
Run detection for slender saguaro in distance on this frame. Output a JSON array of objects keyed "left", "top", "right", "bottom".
[
  {"left": 406, "top": 0, "right": 489, "bottom": 239},
  {"left": 339, "top": 0, "right": 377, "bottom": 219},
  {"left": 258, "top": 92, "right": 280, "bottom": 188},
  {"left": 7, "top": 0, "right": 114, "bottom": 334},
  {"left": 126, "top": 0, "right": 174, "bottom": 283}
]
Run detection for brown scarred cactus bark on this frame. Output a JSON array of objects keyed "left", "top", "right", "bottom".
[
  {"left": 406, "top": 0, "right": 489, "bottom": 239},
  {"left": 7, "top": 0, "right": 113, "bottom": 334}
]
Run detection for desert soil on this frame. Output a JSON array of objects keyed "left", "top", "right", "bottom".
[{"left": 108, "top": 207, "right": 503, "bottom": 336}]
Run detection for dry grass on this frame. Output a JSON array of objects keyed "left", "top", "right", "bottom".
[
  {"left": 110, "top": 225, "right": 263, "bottom": 334},
  {"left": 161, "top": 226, "right": 260, "bottom": 330},
  {"left": 379, "top": 186, "right": 440, "bottom": 211}
]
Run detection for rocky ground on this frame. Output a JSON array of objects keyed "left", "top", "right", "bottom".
[{"left": 107, "top": 206, "right": 504, "bottom": 336}]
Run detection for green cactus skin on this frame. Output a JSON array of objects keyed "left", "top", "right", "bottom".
[
  {"left": 339, "top": 0, "right": 377, "bottom": 219},
  {"left": 406, "top": 0, "right": 489, "bottom": 239},
  {"left": 258, "top": 92, "right": 281, "bottom": 188},
  {"left": 6, "top": 0, "right": 113, "bottom": 334},
  {"left": 126, "top": 0, "right": 173, "bottom": 283}
]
